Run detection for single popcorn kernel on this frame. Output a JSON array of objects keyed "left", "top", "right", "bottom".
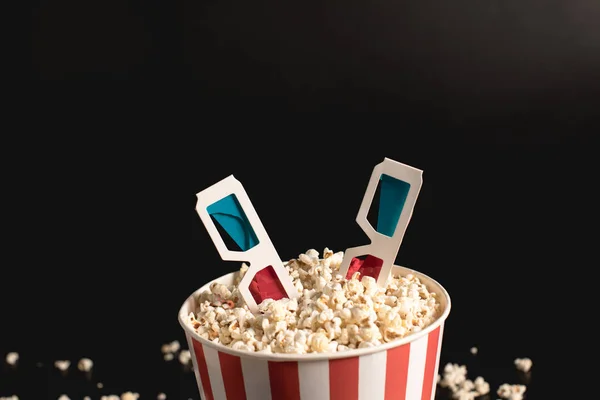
[
  {"left": 179, "top": 350, "right": 191, "bottom": 365},
  {"left": 514, "top": 357, "right": 533, "bottom": 373},
  {"left": 186, "top": 248, "right": 442, "bottom": 354},
  {"left": 5, "top": 352, "right": 19, "bottom": 366},
  {"left": 54, "top": 360, "right": 70, "bottom": 371},
  {"left": 77, "top": 358, "right": 94, "bottom": 372}
]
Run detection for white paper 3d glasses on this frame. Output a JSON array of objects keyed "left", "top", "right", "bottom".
[{"left": 195, "top": 158, "right": 422, "bottom": 313}]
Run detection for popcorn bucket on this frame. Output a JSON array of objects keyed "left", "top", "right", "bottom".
[{"left": 178, "top": 264, "right": 451, "bottom": 400}]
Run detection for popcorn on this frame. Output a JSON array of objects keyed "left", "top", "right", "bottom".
[
  {"left": 179, "top": 350, "right": 191, "bottom": 365},
  {"left": 97, "top": 382, "right": 104, "bottom": 389},
  {"left": 514, "top": 357, "right": 532, "bottom": 373},
  {"left": 5, "top": 352, "right": 18, "bottom": 366},
  {"left": 121, "top": 392, "right": 140, "bottom": 400},
  {"left": 84, "top": 397, "right": 91, "bottom": 400},
  {"left": 101, "top": 396, "right": 120, "bottom": 400},
  {"left": 0, "top": 397, "right": 19, "bottom": 400},
  {"left": 77, "top": 358, "right": 94, "bottom": 372},
  {"left": 469, "top": 347, "right": 478, "bottom": 355},
  {"left": 54, "top": 360, "right": 70, "bottom": 371},
  {"left": 58, "top": 396, "right": 70, "bottom": 400},
  {"left": 187, "top": 248, "right": 441, "bottom": 354},
  {"left": 157, "top": 394, "right": 167, "bottom": 400},
  {"left": 497, "top": 383, "right": 527, "bottom": 400},
  {"left": 439, "top": 363, "right": 467, "bottom": 392},
  {"left": 162, "top": 340, "right": 184, "bottom": 361},
  {"left": 473, "top": 376, "right": 490, "bottom": 395},
  {"left": 161, "top": 340, "right": 180, "bottom": 354},
  {"left": 439, "top": 363, "right": 490, "bottom": 399}
]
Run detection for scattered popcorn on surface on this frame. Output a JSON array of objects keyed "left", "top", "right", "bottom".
[
  {"left": 58, "top": 395, "right": 70, "bottom": 400},
  {"left": 497, "top": 383, "right": 527, "bottom": 400},
  {"left": 186, "top": 248, "right": 441, "bottom": 354},
  {"left": 474, "top": 376, "right": 490, "bottom": 395},
  {"left": 5, "top": 352, "right": 19, "bottom": 366},
  {"left": 470, "top": 347, "right": 478, "bottom": 355},
  {"left": 514, "top": 357, "right": 532, "bottom": 373},
  {"left": 157, "top": 393, "right": 167, "bottom": 400},
  {"left": 439, "top": 363, "right": 490, "bottom": 399},
  {"left": 77, "top": 358, "right": 94, "bottom": 372},
  {"left": 97, "top": 382, "right": 104, "bottom": 389},
  {"left": 120, "top": 392, "right": 139, "bottom": 400},
  {"left": 179, "top": 350, "right": 191, "bottom": 365},
  {"left": 54, "top": 360, "right": 70, "bottom": 371},
  {"left": 162, "top": 340, "right": 181, "bottom": 361},
  {"left": 161, "top": 340, "right": 180, "bottom": 354},
  {"left": 439, "top": 363, "right": 467, "bottom": 392}
]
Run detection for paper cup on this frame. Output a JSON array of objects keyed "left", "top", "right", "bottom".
[{"left": 178, "top": 265, "right": 451, "bottom": 400}]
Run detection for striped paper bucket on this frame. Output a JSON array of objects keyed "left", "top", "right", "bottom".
[{"left": 178, "top": 265, "right": 451, "bottom": 400}]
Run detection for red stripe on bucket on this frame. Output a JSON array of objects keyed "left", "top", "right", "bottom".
[
  {"left": 384, "top": 342, "right": 410, "bottom": 400},
  {"left": 421, "top": 327, "right": 441, "bottom": 400},
  {"left": 192, "top": 339, "right": 214, "bottom": 400},
  {"left": 268, "top": 361, "right": 301, "bottom": 400},
  {"left": 218, "top": 351, "right": 247, "bottom": 400},
  {"left": 329, "top": 357, "right": 359, "bottom": 400}
]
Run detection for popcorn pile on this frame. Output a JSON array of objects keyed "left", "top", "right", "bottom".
[{"left": 185, "top": 248, "right": 442, "bottom": 354}]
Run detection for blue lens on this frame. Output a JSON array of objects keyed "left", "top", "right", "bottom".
[
  {"left": 207, "top": 194, "right": 259, "bottom": 251},
  {"left": 377, "top": 174, "right": 410, "bottom": 237}
]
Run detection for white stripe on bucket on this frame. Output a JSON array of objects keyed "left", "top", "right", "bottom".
[
  {"left": 204, "top": 345, "right": 227, "bottom": 400},
  {"left": 430, "top": 323, "right": 445, "bottom": 400},
  {"left": 299, "top": 360, "right": 330, "bottom": 400},
  {"left": 186, "top": 334, "right": 206, "bottom": 400},
  {"left": 241, "top": 356, "right": 272, "bottom": 400},
  {"left": 405, "top": 333, "right": 429, "bottom": 400},
  {"left": 359, "top": 351, "right": 387, "bottom": 400}
]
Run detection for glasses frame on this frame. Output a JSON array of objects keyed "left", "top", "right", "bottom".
[
  {"left": 195, "top": 175, "right": 298, "bottom": 313},
  {"left": 338, "top": 158, "right": 423, "bottom": 288}
]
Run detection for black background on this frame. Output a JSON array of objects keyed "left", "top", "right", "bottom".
[{"left": 6, "top": 0, "right": 597, "bottom": 398}]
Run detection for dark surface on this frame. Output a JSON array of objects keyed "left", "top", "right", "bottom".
[{"left": 10, "top": 0, "right": 597, "bottom": 397}]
